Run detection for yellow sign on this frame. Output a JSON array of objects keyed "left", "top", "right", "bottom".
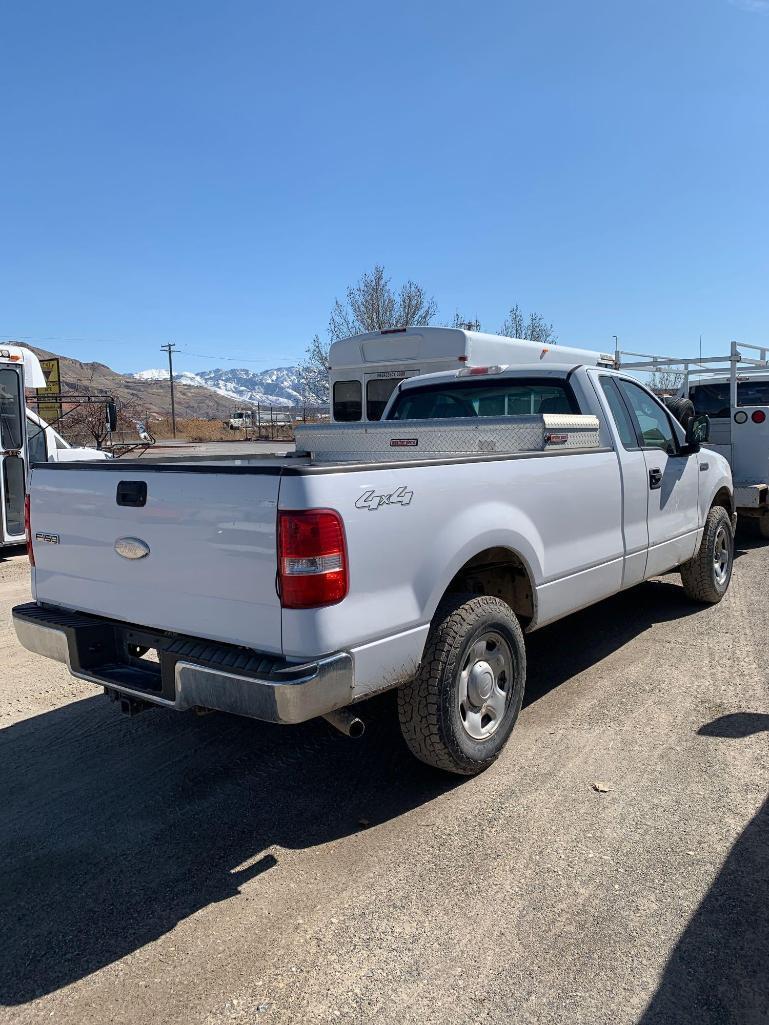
[{"left": 37, "top": 358, "right": 62, "bottom": 424}]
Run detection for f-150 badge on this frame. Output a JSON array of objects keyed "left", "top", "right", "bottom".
[{"left": 355, "top": 485, "right": 414, "bottom": 512}]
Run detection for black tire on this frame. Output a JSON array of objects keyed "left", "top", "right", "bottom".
[
  {"left": 758, "top": 515, "right": 769, "bottom": 540},
  {"left": 397, "top": 594, "right": 526, "bottom": 776},
  {"left": 680, "top": 506, "right": 733, "bottom": 603},
  {"left": 664, "top": 395, "right": 696, "bottom": 430}
]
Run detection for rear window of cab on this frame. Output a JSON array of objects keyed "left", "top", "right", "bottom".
[{"left": 386, "top": 378, "right": 578, "bottom": 421}]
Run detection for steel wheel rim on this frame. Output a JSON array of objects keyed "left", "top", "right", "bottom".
[
  {"left": 457, "top": 630, "right": 514, "bottom": 740},
  {"left": 713, "top": 524, "right": 730, "bottom": 586}
]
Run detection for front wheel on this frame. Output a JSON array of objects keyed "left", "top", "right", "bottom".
[
  {"left": 680, "top": 505, "right": 733, "bottom": 603},
  {"left": 398, "top": 595, "right": 526, "bottom": 775}
]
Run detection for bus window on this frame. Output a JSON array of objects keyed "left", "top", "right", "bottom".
[{"left": 333, "top": 380, "right": 362, "bottom": 422}]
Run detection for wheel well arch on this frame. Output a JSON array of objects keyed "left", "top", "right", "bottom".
[
  {"left": 711, "top": 486, "right": 734, "bottom": 518},
  {"left": 440, "top": 546, "right": 536, "bottom": 628}
]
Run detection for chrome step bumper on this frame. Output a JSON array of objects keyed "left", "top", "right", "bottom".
[{"left": 12, "top": 602, "right": 353, "bottom": 725}]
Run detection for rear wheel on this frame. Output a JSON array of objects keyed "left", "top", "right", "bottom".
[
  {"left": 398, "top": 595, "right": 526, "bottom": 775},
  {"left": 680, "top": 506, "right": 733, "bottom": 603}
]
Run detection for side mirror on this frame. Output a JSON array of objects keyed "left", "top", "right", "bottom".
[
  {"left": 682, "top": 413, "right": 709, "bottom": 454},
  {"left": 106, "top": 400, "right": 118, "bottom": 433}
]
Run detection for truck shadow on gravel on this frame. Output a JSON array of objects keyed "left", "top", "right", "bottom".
[
  {"left": 638, "top": 712, "right": 769, "bottom": 1024},
  {"left": 0, "top": 576, "right": 749, "bottom": 1005},
  {"left": 0, "top": 689, "right": 457, "bottom": 1005}
]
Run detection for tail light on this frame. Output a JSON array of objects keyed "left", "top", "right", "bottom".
[
  {"left": 278, "top": 510, "right": 348, "bottom": 609},
  {"left": 24, "top": 494, "right": 34, "bottom": 567},
  {"left": 752, "top": 410, "right": 766, "bottom": 424}
]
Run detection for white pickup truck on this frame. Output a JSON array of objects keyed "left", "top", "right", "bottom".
[{"left": 14, "top": 362, "right": 734, "bottom": 775}]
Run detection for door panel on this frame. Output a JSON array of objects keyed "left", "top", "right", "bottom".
[
  {"left": 596, "top": 376, "right": 649, "bottom": 588},
  {"left": 0, "top": 367, "right": 25, "bottom": 542},
  {"left": 2, "top": 455, "right": 25, "bottom": 537},
  {"left": 615, "top": 378, "right": 699, "bottom": 577},
  {"left": 642, "top": 451, "right": 699, "bottom": 575}
]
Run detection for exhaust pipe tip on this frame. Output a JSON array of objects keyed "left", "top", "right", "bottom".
[
  {"left": 323, "top": 708, "right": 365, "bottom": 739},
  {"left": 347, "top": 717, "right": 365, "bottom": 739}
]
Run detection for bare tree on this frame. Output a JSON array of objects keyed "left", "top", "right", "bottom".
[
  {"left": 59, "top": 398, "right": 142, "bottom": 450},
  {"left": 300, "top": 265, "right": 437, "bottom": 403},
  {"left": 449, "top": 313, "right": 482, "bottom": 331},
  {"left": 500, "top": 304, "right": 557, "bottom": 344},
  {"left": 300, "top": 334, "right": 332, "bottom": 405},
  {"left": 649, "top": 367, "right": 684, "bottom": 393}
]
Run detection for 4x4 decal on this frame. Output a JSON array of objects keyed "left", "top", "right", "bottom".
[{"left": 355, "top": 485, "right": 414, "bottom": 512}]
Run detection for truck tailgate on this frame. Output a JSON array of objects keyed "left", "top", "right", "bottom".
[{"left": 29, "top": 465, "right": 283, "bottom": 652}]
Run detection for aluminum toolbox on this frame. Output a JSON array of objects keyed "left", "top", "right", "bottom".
[{"left": 295, "top": 414, "right": 601, "bottom": 462}]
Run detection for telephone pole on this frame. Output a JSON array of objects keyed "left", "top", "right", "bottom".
[{"left": 160, "top": 342, "right": 178, "bottom": 438}]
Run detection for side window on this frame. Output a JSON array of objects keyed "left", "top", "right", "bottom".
[
  {"left": 689, "top": 383, "right": 730, "bottom": 418},
  {"left": 617, "top": 379, "right": 676, "bottom": 452},
  {"left": 599, "top": 378, "right": 638, "bottom": 449},
  {"left": 737, "top": 380, "right": 769, "bottom": 407},
  {"left": 333, "top": 380, "right": 362, "bottom": 422},
  {"left": 0, "top": 369, "right": 23, "bottom": 450},
  {"left": 26, "top": 418, "right": 48, "bottom": 464}
]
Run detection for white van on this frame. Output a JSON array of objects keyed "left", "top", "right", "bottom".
[{"left": 328, "top": 327, "right": 616, "bottom": 422}]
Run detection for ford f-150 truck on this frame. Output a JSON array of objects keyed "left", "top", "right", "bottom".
[{"left": 13, "top": 360, "right": 734, "bottom": 775}]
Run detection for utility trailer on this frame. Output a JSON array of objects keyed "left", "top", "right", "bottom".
[{"left": 617, "top": 340, "right": 769, "bottom": 532}]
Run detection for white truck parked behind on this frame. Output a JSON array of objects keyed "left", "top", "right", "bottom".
[
  {"left": 15, "top": 341, "right": 733, "bottom": 775},
  {"left": 619, "top": 341, "right": 769, "bottom": 534}
]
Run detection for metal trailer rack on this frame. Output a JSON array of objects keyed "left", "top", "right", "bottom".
[{"left": 616, "top": 341, "right": 769, "bottom": 524}]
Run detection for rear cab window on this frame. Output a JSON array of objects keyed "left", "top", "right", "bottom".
[
  {"left": 386, "top": 378, "right": 578, "bottom": 421},
  {"left": 689, "top": 379, "right": 769, "bottom": 416},
  {"left": 689, "top": 383, "right": 730, "bottom": 418}
]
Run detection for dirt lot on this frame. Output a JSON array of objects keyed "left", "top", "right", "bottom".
[{"left": 1, "top": 538, "right": 767, "bottom": 1025}]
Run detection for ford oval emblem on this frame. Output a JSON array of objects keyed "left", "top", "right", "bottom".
[{"left": 114, "top": 537, "right": 150, "bottom": 560}]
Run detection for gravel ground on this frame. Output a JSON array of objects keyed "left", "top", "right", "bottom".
[{"left": 0, "top": 535, "right": 767, "bottom": 1025}]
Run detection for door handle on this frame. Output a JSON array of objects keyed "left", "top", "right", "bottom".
[
  {"left": 649, "top": 467, "right": 662, "bottom": 490},
  {"left": 116, "top": 481, "right": 147, "bottom": 507}
]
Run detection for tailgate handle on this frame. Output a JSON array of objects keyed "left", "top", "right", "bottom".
[{"left": 116, "top": 481, "right": 147, "bottom": 507}]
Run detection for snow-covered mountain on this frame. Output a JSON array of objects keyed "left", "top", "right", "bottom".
[{"left": 133, "top": 366, "right": 304, "bottom": 408}]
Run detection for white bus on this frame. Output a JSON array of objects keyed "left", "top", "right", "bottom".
[{"left": 328, "top": 327, "right": 615, "bottom": 423}]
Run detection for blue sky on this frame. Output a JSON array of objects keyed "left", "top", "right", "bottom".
[{"left": 2, "top": 0, "right": 768, "bottom": 374}]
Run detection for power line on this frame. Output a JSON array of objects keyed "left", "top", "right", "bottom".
[{"left": 177, "top": 349, "right": 300, "bottom": 364}]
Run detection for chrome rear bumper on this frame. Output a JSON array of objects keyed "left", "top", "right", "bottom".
[{"left": 12, "top": 602, "right": 353, "bottom": 725}]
